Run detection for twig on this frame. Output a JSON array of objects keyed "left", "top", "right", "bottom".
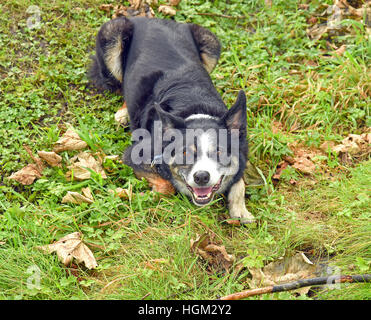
[
  {"left": 141, "top": 292, "right": 151, "bottom": 300},
  {"left": 196, "top": 12, "right": 246, "bottom": 19},
  {"left": 219, "top": 274, "right": 371, "bottom": 300}
]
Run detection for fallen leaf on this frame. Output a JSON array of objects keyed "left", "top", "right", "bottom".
[
  {"left": 169, "top": 0, "right": 181, "bottom": 5},
  {"left": 286, "top": 145, "right": 321, "bottom": 175},
  {"left": 99, "top": 4, "right": 113, "bottom": 12},
  {"left": 66, "top": 152, "right": 107, "bottom": 181},
  {"left": 333, "top": 44, "right": 346, "bottom": 56},
  {"left": 331, "top": 133, "right": 371, "bottom": 163},
  {"left": 307, "top": 0, "right": 371, "bottom": 41},
  {"left": 333, "top": 133, "right": 370, "bottom": 155},
  {"left": 129, "top": 0, "right": 143, "bottom": 10},
  {"left": 8, "top": 164, "right": 43, "bottom": 185},
  {"left": 82, "top": 187, "right": 93, "bottom": 200},
  {"left": 292, "top": 157, "right": 316, "bottom": 174},
  {"left": 37, "top": 232, "right": 98, "bottom": 269},
  {"left": 247, "top": 252, "right": 317, "bottom": 295},
  {"left": 191, "top": 233, "right": 235, "bottom": 274},
  {"left": 38, "top": 151, "right": 62, "bottom": 167},
  {"left": 320, "top": 141, "right": 336, "bottom": 152},
  {"left": 53, "top": 128, "right": 87, "bottom": 153},
  {"left": 158, "top": 5, "right": 176, "bottom": 16},
  {"left": 23, "top": 145, "right": 44, "bottom": 173},
  {"left": 272, "top": 161, "right": 289, "bottom": 181},
  {"left": 62, "top": 189, "right": 94, "bottom": 204},
  {"left": 299, "top": 4, "right": 310, "bottom": 10},
  {"left": 108, "top": 187, "right": 132, "bottom": 199}
]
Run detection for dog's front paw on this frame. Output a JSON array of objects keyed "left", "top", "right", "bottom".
[
  {"left": 115, "top": 102, "right": 129, "bottom": 125},
  {"left": 240, "top": 208, "right": 256, "bottom": 224},
  {"left": 228, "top": 178, "right": 256, "bottom": 225},
  {"left": 229, "top": 207, "right": 256, "bottom": 224}
]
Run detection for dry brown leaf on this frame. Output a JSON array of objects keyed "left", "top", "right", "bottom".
[
  {"left": 38, "top": 151, "right": 62, "bottom": 167},
  {"left": 53, "top": 128, "right": 88, "bottom": 153},
  {"left": 8, "top": 164, "right": 43, "bottom": 185},
  {"left": 23, "top": 145, "right": 44, "bottom": 173},
  {"left": 320, "top": 141, "right": 336, "bottom": 152},
  {"left": 272, "top": 161, "right": 289, "bottom": 182},
  {"left": 99, "top": 4, "right": 114, "bottom": 12},
  {"left": 333, "top": 44, "right": 347, "bottom": 56},
  {"left": 129, "top": 0, "right": 143, "bottom": 10},
  {"left": 108, "top": 187, "right": 132, "bottom": 199},
  {"left": 190, "top": 233, "right": 235, "bottom": 273},
  {"left": 8, "top": 145, "right": 45, "bottom": 185},
  {"left": 299, "top": 3, "right": 310, "bottom": 10},
  {"left": 248, "top": 252, "right": 317, "bottom": 295},
  {"left": 333, "top": 133, "right": 370, "bottom": 154},
  {"left": 112, "top": 1, "right": 155, "bottom": 19},
  {"left": 286, "top": 145, "right": 321, "bottom": 175},
  {"left": 292, "top": 157, "right": 316, "bottom": 174},
  {"left": 307, "top": 0, "right": 371, "bottom": 40},
  {"left": 81, "top": 187, "right": 93, "bottom": 200},
  {"left": 66, "top": 152, "right": 107, "bottom": 181},
  {"left": 62, "top": 189, "right": 94, "bottom": 205},
  {"left": 169, "top": 0, "right": 181, "bottom": 5},
  {"left": 158, "top": 5, "right": 176, "bottom": 16},
  {"left": 37, "top": 232, "right": 98, "bottom": 269}
]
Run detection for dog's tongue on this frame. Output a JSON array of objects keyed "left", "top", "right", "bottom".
[{"left": 193, "top": 187, "right": 213, "bottom": 197}]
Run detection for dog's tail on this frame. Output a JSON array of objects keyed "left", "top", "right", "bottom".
[{"left": 88, "top": 17, "right": 134, "bottom": 93}]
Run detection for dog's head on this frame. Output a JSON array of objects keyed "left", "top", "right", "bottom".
[{"left": 154, "top": 90, "right": 248, "bottom": 206}]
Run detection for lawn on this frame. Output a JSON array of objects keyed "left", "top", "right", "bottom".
[{"left": 0, "top": 0, "right": 370, "bottom": 300}]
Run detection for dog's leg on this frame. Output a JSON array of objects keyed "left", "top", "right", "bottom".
[
  {"left": 88, "top": 17, "right": 134, "bottom": 93},
  {"left": 189, "top": 24, "right": 221, "bottom": 73},
  {"left": 228, "top": 178, "right": 255, "bottom": 224}
]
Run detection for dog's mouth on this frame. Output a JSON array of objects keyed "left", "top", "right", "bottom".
[{"left": 186, "top": 176, "right": 224, "bottom": 206}]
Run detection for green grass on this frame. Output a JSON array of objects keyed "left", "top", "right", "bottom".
[{"left": 0, "top": 0, "right": 370, "bottom": 300}]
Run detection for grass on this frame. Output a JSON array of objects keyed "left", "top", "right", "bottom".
[{"left": 0, "top": 0, "right": 370, "bottom": 300}]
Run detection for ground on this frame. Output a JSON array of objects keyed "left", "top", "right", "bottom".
[{"left": 0, "top": 0, "right": 370, "bottom": 299}]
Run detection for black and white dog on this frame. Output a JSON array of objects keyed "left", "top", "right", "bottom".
[{"left": 89, "top": 17, "right": 255, "bottom": 223}]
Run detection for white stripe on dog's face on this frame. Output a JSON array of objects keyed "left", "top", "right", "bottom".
[{"left": 187, "top": 131, "right": 220, "bottom": 187}]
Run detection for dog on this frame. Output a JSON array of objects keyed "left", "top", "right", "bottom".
[{"left": 88, "top": 17, "right": 255, "bottom": 224}]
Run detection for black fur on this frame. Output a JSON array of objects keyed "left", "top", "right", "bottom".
[
  {"left": 89, "top": 17, "right": 248, "bottom": 195},
  {"left": 88, "top": 17, "right": 134, "bottom": 93}
]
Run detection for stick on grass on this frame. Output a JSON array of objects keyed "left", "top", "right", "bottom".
[{"left": 220, "top": 274, "right": 371, "bottom": 300}]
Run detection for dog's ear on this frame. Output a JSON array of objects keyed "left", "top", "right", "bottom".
[
  {"left": 222, "top": 90, "right": 247, "bottom": 130},
  {"left": 154, "top": 102, "right": 185, "bottom": 130}
]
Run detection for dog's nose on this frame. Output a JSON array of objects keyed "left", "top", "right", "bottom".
[{"left": 193, "top": 171, "right": 210, "bottom": 186}]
